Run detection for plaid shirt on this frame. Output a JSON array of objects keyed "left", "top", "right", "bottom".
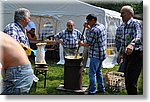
[
  {"left": 54, "top": 29, "right": 84, "bottom": 49},
  {"left": 115, "top": 26, "right": 122, "bottom": 52},
  {"left": 116, "top": 18, "right": 143, "bottom": 54},
  {"left": 3, "top": 22, "right": 30, "bottom": 47},
  {"left": 86, "top": 23, "right": 107, "bottom": 61}
]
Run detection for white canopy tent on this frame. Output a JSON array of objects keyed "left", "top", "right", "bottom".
[{"left": 0, "top": 0, "right": 122, "bottom": 68}]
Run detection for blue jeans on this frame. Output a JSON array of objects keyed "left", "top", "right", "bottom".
[
  {"left": 1, "top": 64, "right": 34, "bottom": 95},
  {"left": 88, "top": 58, "right": 105, "bottom": 94}
]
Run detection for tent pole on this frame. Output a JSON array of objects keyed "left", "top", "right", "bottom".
[{"left": 38, "top": 16, "right": 42, "bottom": 40}]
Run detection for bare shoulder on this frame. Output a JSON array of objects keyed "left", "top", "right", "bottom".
[
  {"left": 0, "top": 31, "right": 21, "bottom": 48},
  {"left": 0, "top": 31, "right": 14, "bottom": 41}
]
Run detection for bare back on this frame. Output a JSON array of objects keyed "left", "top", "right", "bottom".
[{"left": 0, "top": 32, "right": 30, "bottom": 69}]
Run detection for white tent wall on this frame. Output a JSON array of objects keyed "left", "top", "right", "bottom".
[
  {"left": 1, "top": 0, "right": 122, "bottom": 68},
  {"left": 30, "top": 16, "right": 58, "bottom": 39}
]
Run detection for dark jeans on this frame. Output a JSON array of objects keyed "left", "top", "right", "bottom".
[
  {"left": 118, "top": 59, "right": 125, "bottom": 72},
  {"left": 124, "top": 50, "right": 143, "bottom": 95}
]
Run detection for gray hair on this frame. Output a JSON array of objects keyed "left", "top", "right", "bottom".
[
  {"left": 121, "top": 5, "right": 134, "bottom": 16},
  {"left": 14, "top": 8, "right": 30, "bottom": 22},
  {"left": 66, "top": 20, "right": 74, "bottom": 25}
]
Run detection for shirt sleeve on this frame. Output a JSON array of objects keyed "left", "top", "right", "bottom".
[
  {"left": 130, "top": 22, "right": 142, "bottom": 46},
  {"left": 4, "top": 26, "right": 20, "bottom": 43},
  {"left": 54, "top": 31, "right": 63, "bottom": 40}
]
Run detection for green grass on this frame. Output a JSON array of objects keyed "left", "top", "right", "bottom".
[{"left": 29, "top": 60, "right": 143, "bottom": 95}]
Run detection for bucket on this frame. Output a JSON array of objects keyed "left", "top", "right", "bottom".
[{"left": 64, "top": 56, "right": 82, "bottom": 90}]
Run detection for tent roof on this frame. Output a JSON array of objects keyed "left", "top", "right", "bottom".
[{"left": 2, "top": 0, "right": 121, "bottom": 19}]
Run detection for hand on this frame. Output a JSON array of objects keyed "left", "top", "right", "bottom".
[
  {"left": 78, "top": 41, "right": 83, "bottom": 46},
  {"left": 79, "top": 41, "right": 89, "bottom": 47},
  {"left": 117, "top": 54, "right": 123, "bottom": 64},
  {"left": 125, "top": 44, "right": 134, "bottom": 55},
  {"left": 83, "top": 22, "right": 90, "bottom": 28},
  {"left": 55, "top": 40, "right": 64, "bottom": 45}
]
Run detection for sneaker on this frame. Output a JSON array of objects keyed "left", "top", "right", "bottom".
[
  {"left": 84, "top": 91, "right": 95, "bottom": 95},
  {"left": 96, "top": 90, "right": 105, "bottom": 94},
  {"left": 84, "top": 88, "right": 96, "bottom": 95}
]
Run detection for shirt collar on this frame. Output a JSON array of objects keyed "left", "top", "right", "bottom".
[
  {"left": 15, "top": 21, "right": 26, "bottom": 33},
  {"left": 123, "top": 17, "right": 133, "bottom": 26},
  {"left": 91, "top": 22, "right": 98, "bottom": 28},
  {"left": 127, "top": 17, "right": 133, "bottom": 24}
]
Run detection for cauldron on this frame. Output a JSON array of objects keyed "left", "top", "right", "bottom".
[{"left": 64, "top": 56, "right": 83, "bottom": 90}]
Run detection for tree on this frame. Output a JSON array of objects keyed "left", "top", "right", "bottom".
[{"left": 81, "top": 0, "right": 143, "bottom": 19}]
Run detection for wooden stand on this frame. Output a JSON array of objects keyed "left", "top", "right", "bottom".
[{"left": 34, "top": 63, "right": 49, "bottom": 88}]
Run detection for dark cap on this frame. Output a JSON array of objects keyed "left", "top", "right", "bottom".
[{"left": 86, "top": 14, "right": 97, "bottom": 21}]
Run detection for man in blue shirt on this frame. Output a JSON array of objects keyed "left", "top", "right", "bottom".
[
  {"left": 117, "top": 5, "right": 143, "bottom": 95},
  {"left": 4, "top": 8, "right": 31, "bottom": 48},
  {"left": 79, "top": 14, "right": 107, "bottom": 95},
  {"left": 54, "top": 20, "right": 84, "bottom": 56}
]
